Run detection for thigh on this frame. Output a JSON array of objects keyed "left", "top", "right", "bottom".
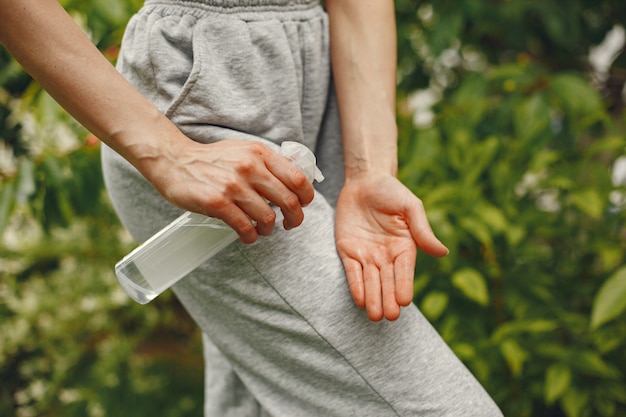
[{"left": 172, "top": 194, "right": 503, "bottom": 417}]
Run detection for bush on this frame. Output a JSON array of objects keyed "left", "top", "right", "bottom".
[
  {"left": 396, "top": 1, "right": 626, "bottom": 416},
  {"left": 1, "top": 1, "right": 203, "bottom": 416},
  {"left": 1, "top": 1, "right": 625, "bottom": 416}
]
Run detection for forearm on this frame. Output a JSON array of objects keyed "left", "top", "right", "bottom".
[
  {"left": 0, "top": 0, "right": 183, "bottom": 183},
  {"left": 326, "top": 0, "right": 398, "bottom": 179}
]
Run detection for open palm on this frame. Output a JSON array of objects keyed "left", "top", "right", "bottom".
[{"left": 335, "top": 174, "right": 448, "bottom": 321}]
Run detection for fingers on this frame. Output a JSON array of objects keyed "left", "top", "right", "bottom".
[
  {"left": 364, "top": 264, "right": 384, "bottom": 321},
  {"left": 255, "top": 179, "right": 306, "bottom": 230},
  {"left": 394, "top": 250, "right": 416, "bottom": 306},
  {"left": 364, "top": 264, "right": 403, "bottom": 321},
  {"left": 341, "top": 255, "right": 407, "bottom": 322},
  {"left": 264, "top": 153, "right": 315, "bottom": 229},
  {"left": 212, "top": 204, "right": 260, "bottom": 244},
  {"left": 381, "top": 264, "right": 400, "bottom": 321},
  {"left": 198, "top": 141, "right": 315, "bottom": 240},
  {"left": 236, "top": 142, "right": 314, "bottom": 232},
  {"left": 233, "top": 193, "right": 277, "bottom": 237},
  {"left": 342, "top": 257, "right": 366, "bottom": 308},
  {"left": 205, "top": 167, "right": 276, "bottom": 242}
]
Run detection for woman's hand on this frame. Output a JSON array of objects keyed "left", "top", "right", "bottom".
[
  {"left": 335, "top": 174, "right": 448, "bottom": 321},
  {"left": 148, "top": 138, "right": 315, "bottom": 244}
]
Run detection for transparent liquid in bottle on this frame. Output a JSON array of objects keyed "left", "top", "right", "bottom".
[{"left": 116, "top": 213, "right": 237, "bottom": 304}]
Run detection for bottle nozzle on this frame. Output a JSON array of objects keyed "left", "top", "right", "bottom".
[{"left": 280, "top": 141, "right": 325, "bottom": 183}]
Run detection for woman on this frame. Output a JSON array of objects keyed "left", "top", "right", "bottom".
[{"left": 0, "top": 0, "right": 502, "bottom": 415}]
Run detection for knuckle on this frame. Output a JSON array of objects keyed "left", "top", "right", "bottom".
[
  {"left": 257, "top": 210, "right": 276, "bottom": 234},
  {"left": 248, "top": 141, "right": 267, "bottom": 156},
  {"left": 260, "top": 209, "right": 276, "bottom": 227},
  {"left": 292, "top": 169, "right": 308, "bottom": 187},
  {"left": 236, "top": 159, "right": 256, "bottom": 175},
  {"left": 223, "top": 180, "right": 244, "bottom": 196},
  {"left": 234, "top": 218, "right": 256, "bottom": 235},
  {"left": 284, "top": 193, "right": 301, "bottom": 211},
  {"left": 208, "top": 194, "right": 231, "bottom": 211}
]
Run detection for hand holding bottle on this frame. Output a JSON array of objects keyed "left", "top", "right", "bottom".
[{"left": 116, "top": 141, "right": 324, "bottom": 304}]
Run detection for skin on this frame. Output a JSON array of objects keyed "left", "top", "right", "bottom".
[
  {"left": 327, "top": 0, "right": 449, "bottom": 321},
  {"left": 0, "top": 0, "right": 448, "bottom": 322}
]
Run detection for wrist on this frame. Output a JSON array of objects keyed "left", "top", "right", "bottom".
[
  {"left": 340, "top": 105, "right": 398, "bottom": 179},
  {"left": 106, "top": 106, "right": 186, "bottom": 186},
  {"left": 343, "top": 158, "right": 398, "bottom": 180},
  {"left": 342, "top": 133, "right": 399, "bottom": 180}
]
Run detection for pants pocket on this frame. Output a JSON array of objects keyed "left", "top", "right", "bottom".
[{"left": 165, "top": 17, "right": 305, "bottom": 145}]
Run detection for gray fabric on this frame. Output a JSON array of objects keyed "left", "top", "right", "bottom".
[
  {"left": 101, "top": 1, "right": 503, "bottom": 416},
  {"left": 145, "top": 0, "right": 319, "bottom": 9}
]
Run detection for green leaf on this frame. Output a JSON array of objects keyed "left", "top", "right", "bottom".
[
  {"left": 451, "top": 342, "right": 476, "bottom": 360},
  {"left": 420, "top": 291, "right": 449, "bottom": 320},
  {"left": 545, "top": 363, "right": 571, "bottom": 405},
  {"left": 450, "top": 74, "right": 489, "bottom": 127},
  {"left": 571, "top": 188, "right": 605, "bottom": 219},
  {"left": 598, "top": 246, "right": 624, "bottom": 274},
  {"left": 590, "top": 266, "right": 626, "bottom": 329},
  {"left": 0, "top": 180, "right": 16, "bottom": 235},
  {"left": 596, "top": 399, "right": 616, "bottom": 417},
  {"left": 514, "top": 94, "right": 551, "bottom": 142},
  {"left": 474, "top": 202, "right": 508, "bottom": 233},
  {"left": 459, "top": 217, "right": 493, "bottom": 249},
  {"left": 574, "top": 351, "right": 621, "bottom": 379},
  {"left": 524, "top": 320, "right": 559, "bottom": 333},
  {"left": 422, "top": 184, "right": 463, "bottom": 207},
  {"left": 547, "top": 175, "right": 576, "bottom": 190},
  {"left": 550, "top": 74, "right": 604, "bottom": 119},
  {"left": 464, "top": 136, "right": 500, "bottom": 184},
  {"left": 561, "top": 388, "right": 589, "bottom": 417},
  {"left": 492, "top": 319, "right": 559, "bottom": 342},
  {"left": 447, "top": 128, "right": 473, "bottom": 170},
  {"left": 505, "top": 224, "right": 526, "bottom": 247},
  {"left": 500, "top": 339, "right": 528, "bottom": 377},
  {"left": 529, "top": 149, "right": 560, "bottom": 172},
  {"left": 587, "top": 135, "right": 626, "bottom": 156},
  {"left": 413, "top": 274, "right": 431, "bottom": 296},
  {"left": 451, "top": 267, "right": 489, "bottom": 306}
]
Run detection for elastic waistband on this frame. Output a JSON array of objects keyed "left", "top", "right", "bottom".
[{"left": 143, "top": 0, "right": 320, "bottom": 10}]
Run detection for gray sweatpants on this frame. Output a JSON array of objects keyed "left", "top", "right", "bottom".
[{"left": 101, "top": 1, "right": 503, "bottom": 415}]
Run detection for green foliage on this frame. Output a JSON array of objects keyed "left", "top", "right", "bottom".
[
  {"left": 1, "top": 0, "right": 626, "bottom": 416},
  {"left": 591, "top": 266, "right": 626, "bottom": 330},
  {"left": 1, "top": 1, "right": 203, "bottom": 417},
  {"left": 397, "top": 1, "right": 626, "bottom": 416},
  {"left": 0, "top": 210, "right": 203, "bottom": 417}
]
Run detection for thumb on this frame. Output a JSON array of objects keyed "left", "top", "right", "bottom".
[{"left": 405, "top": 198, "right": 449, "bottom": 258}]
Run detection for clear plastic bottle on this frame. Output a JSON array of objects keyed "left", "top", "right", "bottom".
[{"left": 115, "top": 141, "right": 324, "bottom": 304}]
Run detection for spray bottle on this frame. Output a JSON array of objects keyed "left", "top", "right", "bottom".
[{"left": 115, "top": 141, "right": 324, "bottom": 304}]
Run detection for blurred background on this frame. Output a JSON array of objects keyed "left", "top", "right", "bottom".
[{"left": 1, "top": 0, "right": 625, "bottom": 416}]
